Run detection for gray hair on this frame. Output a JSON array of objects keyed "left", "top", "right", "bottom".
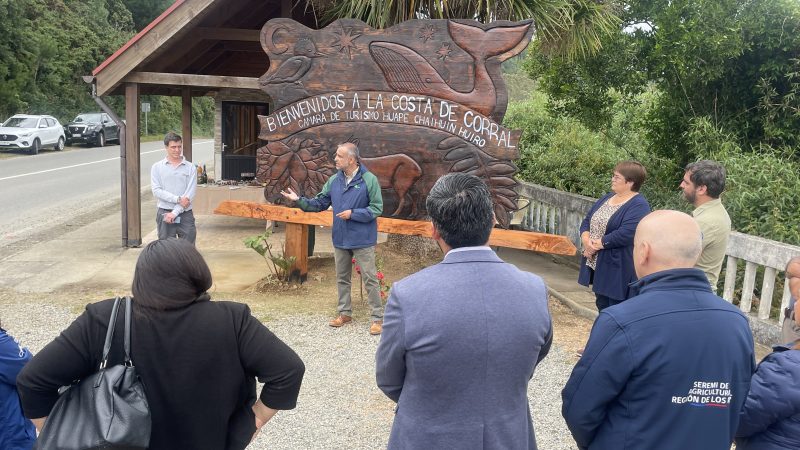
[
  {"left": 426, "top": 173, "right": 494, "bottom": 248},
  {"left": 685, "top": 160, "right": 726, "bottom": 198},
  {"left": 338, "top": 142, "right": 359, "bottom": 160}
]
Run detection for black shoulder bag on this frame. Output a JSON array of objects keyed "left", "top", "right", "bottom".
[{"left": 36, "top": 296, "right": 151, "bottom": 450}]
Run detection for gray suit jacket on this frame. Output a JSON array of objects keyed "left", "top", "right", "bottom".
[{"left": 376, "top": 248, "right": 552, "bottom": 450}]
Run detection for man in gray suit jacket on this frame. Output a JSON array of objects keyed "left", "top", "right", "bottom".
[{"left": 376, "top": 173, "right": 553, "bottom": 450}]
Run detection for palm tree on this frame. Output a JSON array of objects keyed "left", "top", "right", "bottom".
[{"left": 305, "top": 0, "right": 619, "bottom": 60}]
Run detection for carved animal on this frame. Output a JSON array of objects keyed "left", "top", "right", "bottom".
[
  {"left": 361, "top": 154, "right": 422, "bottom": 217},
  {"left": 260, "top": 38, "right": 324, "bottom": 85},
  {"left": 369, "top": 21, "right": 531, "bottom": 117}
]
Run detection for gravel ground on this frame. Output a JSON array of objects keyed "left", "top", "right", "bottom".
[{"left": 2, "top": 296, "right": 580, "bottom": 450}]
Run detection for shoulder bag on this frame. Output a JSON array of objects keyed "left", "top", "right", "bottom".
[{"left": 35, "top": 296, "right": 151, "bottom": 449}]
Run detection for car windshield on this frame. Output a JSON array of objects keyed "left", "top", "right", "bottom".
[
  {"left": 73, "top": 114, "right": 102, "bottom": 123},
  {"left": 2, "top": 117, "right": 39, "bottom": 128}
]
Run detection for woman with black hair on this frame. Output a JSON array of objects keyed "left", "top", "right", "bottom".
[{"left": 17, "top": 238, "right": 305, "bottom": 450}]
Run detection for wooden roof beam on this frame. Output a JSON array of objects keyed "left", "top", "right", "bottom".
[
  {"left": 195, "top": 27, "right": 261, "bottom": 41},
  {"left": 94, "top": 0, "right": 217, "bottom": 96},
  {"left": 123, "top": 72, "right": 260, "bottom": 90}
]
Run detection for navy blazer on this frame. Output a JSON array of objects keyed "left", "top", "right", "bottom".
[
  {"left": 577, "top": 192, "right": 650, "bottom": 301},
  {"left": 376, "top": 248, "right": 552, "bottom": 449}
]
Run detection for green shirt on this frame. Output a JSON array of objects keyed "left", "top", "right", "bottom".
[{"left": 693, "top": 198, "right": 731, "bottom": 290}]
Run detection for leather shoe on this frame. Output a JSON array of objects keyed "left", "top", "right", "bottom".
[
  {"left": 369, "top": 320, "right": 383, "bottom": 335},
  {"left": 329, "top": 315, "right": 353, "bottom": 327}
]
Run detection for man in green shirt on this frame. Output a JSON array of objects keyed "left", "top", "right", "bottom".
[{"left": 680, "top": 160, "right": 731, "bottom": 291}]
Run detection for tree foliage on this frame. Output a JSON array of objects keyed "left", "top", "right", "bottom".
[
  {"left": 526, "top": 0, "right": 800, "bottom": 161},
  {"left": 311, "top": 0, "right": 620, "bottom": 60},
  {"left": 121, "top": 0, "right": 172, "bottom": 30},
  {"left": 0, "top": 0, "right": 135, "bottom": 121}
]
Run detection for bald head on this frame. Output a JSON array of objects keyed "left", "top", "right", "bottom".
[{"left": 633, "top": 210, "right": 702, "bottom": 278}]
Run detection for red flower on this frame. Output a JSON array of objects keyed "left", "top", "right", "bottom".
[
  {"left": 376, "top": 272, "right": 384, "bottom": 280},
  {"left": 380, "top": 291, "right": 387, "bottom": 299},
  {"left": 355, "top": 265, "right": 361, "bottom": 274},
  {"left": 351, "top": 258, "right": 356, "bottom": 264}
]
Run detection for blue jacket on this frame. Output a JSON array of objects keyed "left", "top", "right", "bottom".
[
  {"left": 563, "top": 268, "right": 756, "bottom": 450},
  {"left": 578, "top": 192, "right": 650, "bottom": 301},
  {"left": 298, "top": 164, "right": 383, "bottom": 249},
  {"left": 735, "top": 344, "right": 800, "bottom": 450},
  {"left": 1, "top": 329, "right": 35, "bottom": 450},
  {"left": 376, "top": 248, "right": 552, "bottom": 449}
]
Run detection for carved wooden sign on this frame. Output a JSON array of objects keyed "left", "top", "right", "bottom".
[{"left": 256, "top": 18, "right": 532, "bottom": 227}]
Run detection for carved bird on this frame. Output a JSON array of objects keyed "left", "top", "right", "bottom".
[
  {"left": 260, "top": 38, "right": 325, "bottom": 85},
  {"left": 369, "top": 21, "right": 531, "bottom": 117}
]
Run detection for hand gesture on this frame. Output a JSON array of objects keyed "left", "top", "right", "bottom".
[
  {"left": 589, "top": 239, "right": 604, "bottom": 251},
  {"left": 163, "top": 212, "right": 177, "bottom": 224},
  {"left": 280, "top": 187, "right": 299, "bottom": 202},
  {"left": 336, "top": 209, "right": 352, "bottom": 220},
  {"left": 179, "top": 196, "right": 190, "bottom": 208}
]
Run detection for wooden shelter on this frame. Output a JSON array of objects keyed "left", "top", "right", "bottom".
[{"left": 90, "top": 0, "right": 316, "bottom": 246}]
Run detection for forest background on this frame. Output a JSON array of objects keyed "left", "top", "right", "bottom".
[{"left": 1, "top": 0, "right": 799, "bottom": 244}]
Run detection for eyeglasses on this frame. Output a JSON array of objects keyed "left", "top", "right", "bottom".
[{"left": 611, "top": 174, "right": 626, "bottom": 181}]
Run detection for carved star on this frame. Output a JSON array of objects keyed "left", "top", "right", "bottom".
[
  {"left": 419, "top": 25, "right": 436, "bottom": 42},
  {"left": 436, "top": 43, "right": 453, "bottom": 60},
  {"left": 331, "top": 26, "right": 361, "bottom": 59}
]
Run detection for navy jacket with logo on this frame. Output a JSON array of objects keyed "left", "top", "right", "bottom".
[
  {"left": 562, "top": 268, "right": 756, "bottom": 450},
  {"left": 297, "top": 164, "right": 383, "bottom": 249}
]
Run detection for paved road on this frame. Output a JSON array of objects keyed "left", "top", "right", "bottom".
[{"left": 0, "top": 139, "right": 214, "bottom": 247}]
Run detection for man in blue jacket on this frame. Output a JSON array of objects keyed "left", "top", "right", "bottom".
[
  {"left": 562, "top": 210, "right": 755, "bottom": 450},
  {"left": 281, "top": 142, "right": 385, "bottom": 334}
]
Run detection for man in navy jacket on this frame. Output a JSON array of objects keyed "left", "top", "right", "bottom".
[
  {"left": 562, "top": 210, "right": 755, "bottom": 450},
  {"left": 282, "top": 142, "right": 385, "bottom": 334}
]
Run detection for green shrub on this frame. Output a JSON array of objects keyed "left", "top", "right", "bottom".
[{"left": 505, "top": 96, "right": 680, "bottom": 207}]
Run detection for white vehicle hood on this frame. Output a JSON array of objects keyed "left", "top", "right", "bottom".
[{"left": 0, "top": 126, "right": 37, "bottom": 135}]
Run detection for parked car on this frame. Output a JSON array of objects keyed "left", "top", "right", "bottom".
[
  {"left": 0, "top": 114, "right": 65, "bottom": 155},
  {"left": 64, "top": 112, "right": 120, "bottom": 147}
]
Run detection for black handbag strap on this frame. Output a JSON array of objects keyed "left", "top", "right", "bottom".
[
  {"left": 100, "top": 296, "right": 123, "bottom": 369},
  {"left": 123, "top": 296, "right": 133, "bottom": 365}
]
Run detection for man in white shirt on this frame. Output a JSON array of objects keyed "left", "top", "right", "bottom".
[{"left": 151, "top": 132, "right": 197, "bottom": 243}]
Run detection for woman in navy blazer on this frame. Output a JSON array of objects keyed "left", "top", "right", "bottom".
[{"left": 578, "top": 161, "right": 651, "bottom": 311}]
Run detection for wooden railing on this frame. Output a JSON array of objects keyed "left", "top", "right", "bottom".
[{"left": 515, "top": 181, "right": 800, "bottom": 340}]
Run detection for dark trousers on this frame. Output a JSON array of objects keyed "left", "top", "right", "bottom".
[
  {"left": 156, "top": 208, "right": 196, "bottom": 244},
  {"left": 595, "top": 294, "right": 622, "bottom": 312}
]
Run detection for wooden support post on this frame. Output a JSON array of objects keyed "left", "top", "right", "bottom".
[
  {"left": 182, "top": 87, "right": 192, "bottom": 162},
  {"left": 284, "top": 223, "right": 309, "bottom": 282},
  {"left": 124, "top": 83, "right": 142, "bottom": 247}
]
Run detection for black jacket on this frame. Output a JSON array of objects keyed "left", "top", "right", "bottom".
[{"left": 17, "top": 298, "right": 305, "bottom": 450}]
